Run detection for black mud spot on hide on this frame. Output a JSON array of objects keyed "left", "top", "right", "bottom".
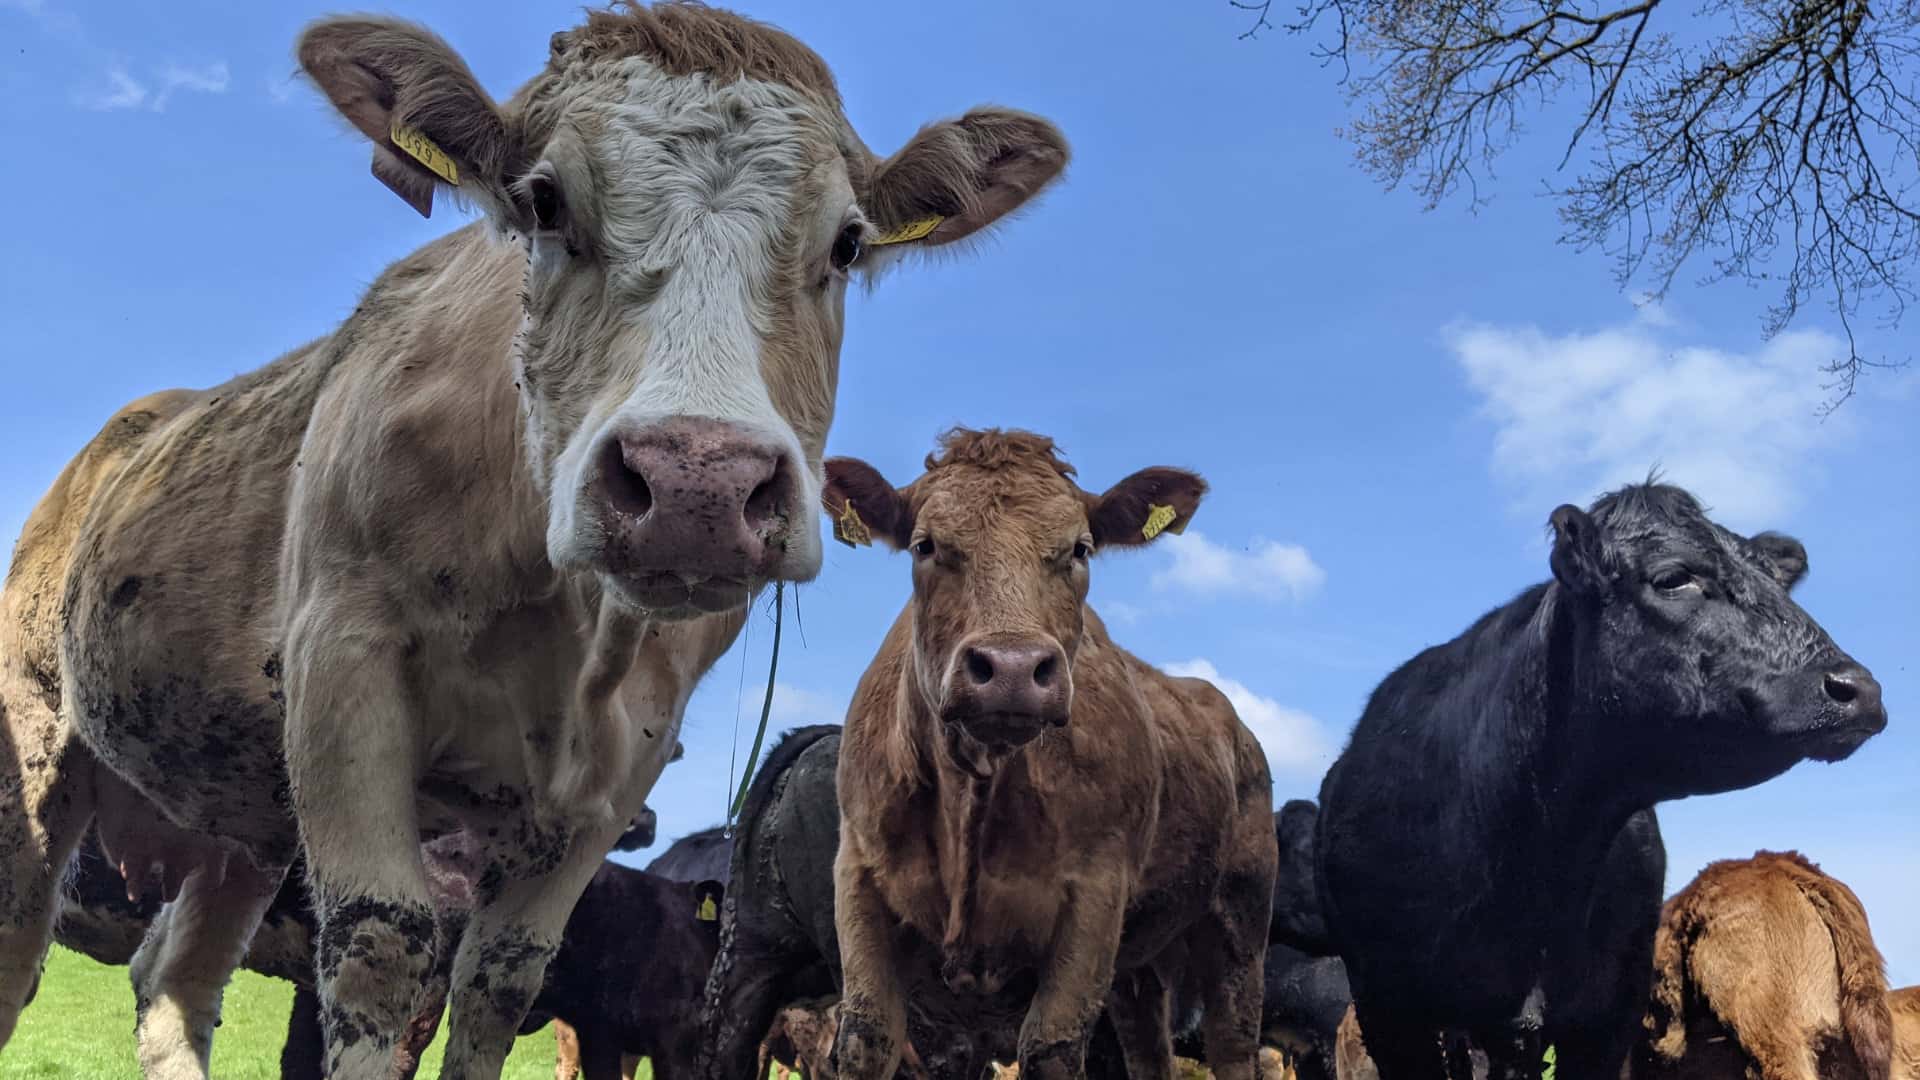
[
  {"left": 431, "top": 569, "right": 456, "bottom": 602},
  {"left": 466, "top": 928, "right": 554, "bottom": 1028},
  {"left": 314, "top": 894, "right": 436, "bottom": 983},
  {"left": 109, "top": 576, "right": 142, "bottom": 608},
  {"left": 261, "top": 652, "right": 282, "bottom": 682}
]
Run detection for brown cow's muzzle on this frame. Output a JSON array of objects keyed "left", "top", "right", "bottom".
[
  {"left": 593, "top": 417, "right": 800, "bottom": 614},
  {"left": 940, "top": 635, "right": 1071, "bottom": 749}
]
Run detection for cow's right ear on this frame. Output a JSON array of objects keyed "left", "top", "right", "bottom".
[
  {"left": 298, "top": 17, "right": 517, "bottom": 219},
  {"left": 822, "top": 458, "right": 912, "bottom": 551},
  {"left": 1548, "top": 504, "right": 1610, "bottom": 595}
]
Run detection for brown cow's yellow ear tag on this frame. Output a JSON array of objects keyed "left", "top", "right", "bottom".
[
  {"left": 696, "top": 895, "right": 718, "bottom": 922},
  {"left": 390, "top": 120, "right": 460, "bottom": 185},
  {"left": 833, "top": 500, "right": 873, "bottom": 548},
  {"left": 1142, "top": 504, "right": 1180, "bottom": 541},
  {"left": 869, "top": 216, "right": 943, "bottom": 246}
]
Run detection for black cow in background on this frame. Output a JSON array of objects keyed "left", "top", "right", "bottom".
[
  {"left": 645, "top": 825, "right": 732, "bottom": 885},
  {"left": 1317, "top": 482, "right": 1888, "bottom": 1080},
  {"left": 1272, "top": 798, "right": 1334, "bottom": 956}
]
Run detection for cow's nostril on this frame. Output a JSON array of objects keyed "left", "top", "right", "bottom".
[
  {"left": 743, "top": 475, "right": 780, "bottom": 529},
  {"left": 1033, "top": 655, "right": 1057, "bottom": 688},
  {"left": 1823, "top": 672, "right": 1860, "bottom": 705},
  {"left": 966, "top": 649, "right": 996, "bottom": 687},
  {"left": 602, "top": 440, "right": 653, "bottom": 518}
]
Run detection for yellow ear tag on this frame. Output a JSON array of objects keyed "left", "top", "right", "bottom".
[
  {"left": 1141, "top": 504, "right": 1179, "bottom": 541},
  {"left": 833, "top": 500, "right": 873, "bottom": 548},
  {"left": 868, "top": 215, "right": 943, "bottom": 246},
  {"left": 696, "top": 894, "right": 718, "bottom": 921},
  {"left": 390, "top": 120, "right": 460, "bottom": 185}
]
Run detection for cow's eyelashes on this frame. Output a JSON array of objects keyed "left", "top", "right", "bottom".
[
  {"left": 1650, "top": 567, "right": 1701, "bottom": 595},
  {"left": 1070, "top": 539, "right": 1093, "bottom": 563},
  {"left": 912, "top": 536, "right": 936, "bottom": 560}
]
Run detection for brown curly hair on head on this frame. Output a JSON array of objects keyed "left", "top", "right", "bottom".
[
  {"left": 925, "top": 427, "right": 1077, "bottom": 480},
  {"left": 555, "top": 1, "right": 841, "bottom": 106}
]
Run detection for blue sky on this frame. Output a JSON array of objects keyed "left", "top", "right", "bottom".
[{"left": 3, "top": 1, "right": 1914, "bottom": 984}]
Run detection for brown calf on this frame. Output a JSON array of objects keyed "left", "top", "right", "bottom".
[
  {"left": 1638, "top": 850, "right": 1894, "bottom": 1080},
  {"left": 823, "top": 429, "right": 1277, "bottom": 1080}
]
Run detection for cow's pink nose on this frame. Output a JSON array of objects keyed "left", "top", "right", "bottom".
[{"left": 596, "top": 418, "right": 796, "bottom": 591}]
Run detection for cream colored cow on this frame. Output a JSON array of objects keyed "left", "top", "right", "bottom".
[{"left": 0, "top": 5, "right": 1067, "bottom": 1077}]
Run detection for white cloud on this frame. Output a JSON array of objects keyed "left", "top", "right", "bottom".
[
  {"left": 1, "top": 0, "right": 46, "bottom": 13},
  {"left": 1450, "top": 320, "right": 1847, "bottom": 530},
  {"left": 265, "top": 75, "right": 296, "bottom": 105},
  {"left": 1152, "top": 529, "right": 1326, "bottom": 603},
  {"left": 736, "top": 682, "right": 842, "bottom": 731},
  {"left": 1164, "top": 659, "right": 1331, "bottom": 777},
  {"left": 79, "top": 60, "right": 228, "bottom": 112}
]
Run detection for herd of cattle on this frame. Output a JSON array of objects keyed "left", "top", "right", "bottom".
[{"left": 0, "top": 3, "right": 1903, "bottom": 1080}]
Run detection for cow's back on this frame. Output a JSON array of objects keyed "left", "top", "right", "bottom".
[{"left": 54, "top": 335, "right": 341, "bottom": 864}]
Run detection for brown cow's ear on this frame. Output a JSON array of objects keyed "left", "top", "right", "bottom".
[
  {"left": 822, "top": 458, "right": 913, "bottom": 551},
  {"left": 864, "top": 108, "right": 1068, "bottom": 251},
  {"left": 1087, "top": 467, "right": 1207, "bottom": 550},
  {"left": 298, "top": 17, "right": 516, "bottom": 219}
]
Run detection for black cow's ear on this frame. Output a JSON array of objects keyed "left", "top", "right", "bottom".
[
  {"left": 693, "top": 879, "right": 725, "bottom": 924},
  {"left": 1748, "top": 531, "right": 1809, "bottom": 591},
  {"left": 822, "top": 458, "right": 912, "bottom": 551},
  {"left": 1549, "top": 504, "right": 1609, "bottom": 595}
]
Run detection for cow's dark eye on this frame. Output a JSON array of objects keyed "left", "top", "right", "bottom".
[
  {"left": 830, "top": 224, "right": 863, "bottom": 272},
  {"left": 1651, "top": 568, "right": 1698, "bottom": 594},
  {"left": 1071, "top": 539, "right": 1093, "bottom": 562},
  {"left": 912, "top": 537, "right": 935, "bottom": 560},
  {"left": 529, "top": 174, "right": 563, "bottom": 231}
]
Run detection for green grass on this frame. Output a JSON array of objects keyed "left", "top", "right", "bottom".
[{"left": 7, "top": 946, "right": 564, "bottom": 1078}]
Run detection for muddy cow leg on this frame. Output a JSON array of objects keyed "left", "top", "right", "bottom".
[
  {"left": 129, "top": 855, "right": 287, "bottom": 1079},
  {"left": 553, "top": 1020, "right": 583, "bottom": 1080},
  {"left": 1106, "top": 967, "right": 1176, "bottom": 1080},
  {"left": 1197, "top": 878, "right": 1273, "bottom": 1080},
  {"left": 829, "top": 860, "right": 910, "bottom": 1080},
  {"left": 1014, "top": 878, "right": 1128, "bottom": 1080},
  {"left": 437, "top": 822, "right": 624, "bottom": 1080},
  {"left": 697, "top": 924, "right": 801, "bottom": 1080},
  {"left": 0, "top": 697, "right": 95, "bottom": 1049},
  {"left": 286, "top": 634, "right": 440, "bottom": 1080},
  {"left": 576, "top": 1024, "right": 626, "bottom": 1080}
]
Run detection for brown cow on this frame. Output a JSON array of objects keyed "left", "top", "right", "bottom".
[
  {"left": 1637, "top": 850, "right": 1894, "bottom": 1080},
  {"left": 0, "top": 4, "right": 1068, "bottom": 1077},
  {"left": 821, "top": 429, "right": 1277, "bottom": 1080},
  {"left": 1891, "top": 987, "right": 1919, "bottom": 1080}
]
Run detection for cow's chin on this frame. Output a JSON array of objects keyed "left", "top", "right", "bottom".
[
  {"left": 945, "top": 711, "right": 1056, "bottom": 755},
  {"left": 602, "top": 571, "right": 756, "bottom": 620}
]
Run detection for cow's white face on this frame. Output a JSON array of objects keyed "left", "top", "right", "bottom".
[
  {"left": 525, "top": 65, "right": 857, "bottom": 617},
  {"left": 298, "top": 8, "right": 1071, "bottom": 620}
]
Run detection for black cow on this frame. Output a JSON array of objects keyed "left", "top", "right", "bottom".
[
  {"left": 1271, "top": 799, "right": 1333, "bottom": 956},
  {"left": 697, "top": 725, "right": 846, "bottom": 1080},
  {"left": 645, "top": 825, "right": 733, "bottom": 885},
  {"left": 518, "top": 862, "right": 725, "bottom": 1080},
  {"left": 1317, "top": 482, "right": 1888, "bottom": 1080},
  {"left": 1260, "top": 945, "right": 1354, "bottom": 1080}
]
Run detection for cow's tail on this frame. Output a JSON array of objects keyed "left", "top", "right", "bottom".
[{"left": 1797, "top": 868, "right": 1894, "bottom": 1080}]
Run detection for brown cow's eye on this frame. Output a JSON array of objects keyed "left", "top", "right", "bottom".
[
  {"left": 912, "top": 537, "right": 935, "bottom": 559},
  {"left": 831, "top": 224, "right": 863, "bottom": 272},
  {"left": 1072, "top": 540, "right": 1092, "bottom": 562},
  {"left": 529, "top": 174, "right": 563, "bottom": 231}
]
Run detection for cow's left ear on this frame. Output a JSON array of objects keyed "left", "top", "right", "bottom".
[
  {"left": 822, "top": 457, "right": 913, "bottom": 550},
  {"left": 1748, "top": 531, "right": 1809, "bottom": 591},
  {"left": 693, "top": 880, "right": 724, "bottom": 924},
  {"left": 1086, "top": 467, "right": 1207, "bottom": 550},
  {"left": 863, "top": 108, "right": 1069, "bottom": 253}
]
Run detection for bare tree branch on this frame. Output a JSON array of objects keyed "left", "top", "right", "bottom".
[{"left": 1258, "top": 0, "right": 1920, "bottom": 409}]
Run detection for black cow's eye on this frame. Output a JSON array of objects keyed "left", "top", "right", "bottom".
[
  {"left": 1071, "top": 540, "right": 1093, "bottom": 562},
  {"left": 529, "top": 174, "right": 563, "bottom": 231},
  {"left": 1651, "top": 568, "right": 1697, "bottom": 594},
  {"left": 912, "top": 537, "right": 936, "bottom": 559},
  {"left": 831, "top": 224, "right": 863, "bottom": 272}
]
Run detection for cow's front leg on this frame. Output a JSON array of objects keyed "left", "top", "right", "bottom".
[
  {"left": 437, "top": 821, "right": 620, "bottom": 1080},
  {"left": 828, "top": 858, "right": 908, "bottom": 1080},
  {"left": 285, "top": 630, "right": 439, "bottom": 1080},
  {"left": 1017, "top": 876, "right": 1127, "bottom": 1080}
]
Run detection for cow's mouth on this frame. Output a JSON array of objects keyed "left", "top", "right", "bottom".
[
  {"left": 1738, "top": 688, "right": 1887, "bottom": 763},
  {"left": 946, "top": 710, "right": 1053, "bottom": 752},
  {"left": 610, "top": 571, "right": 755, "bottom": 618}
]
